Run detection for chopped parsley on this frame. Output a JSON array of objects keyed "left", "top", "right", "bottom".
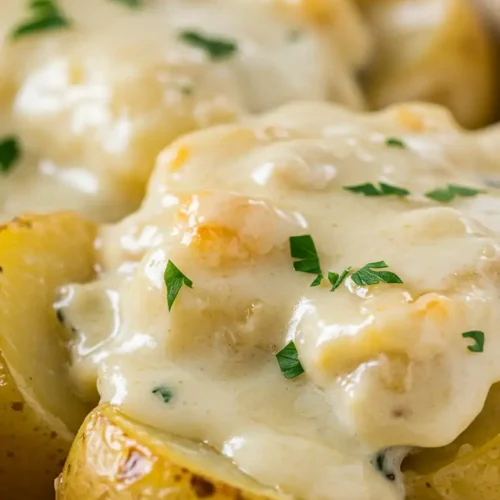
[
  {"left": 343, "top": 182, "right": 410, "bottom": 197},
  {"left": 289, "top": 235, "right": 323, "bottom": 287},
  {"left": 11, "top": 0, "right": 71, "bottom": 39},
  {"left": 276, "top": 341, "right": 304, "bottom": 379},
  {"left": 351, "top": 261, "right": 403, "bottom": 286},
  {"left": 179, "top": 30, "right": 238, "bottom": 60},
  {"left": 462, "top": 330, "right": 485, "bottom": 353},
  {"left": 372, "top": 451, "right": 396, "bottom": 482},
  {"left": 378, "top": 183, "right": 410, "bottom": 196},
  {"left": 112, "top": 0, "right": 142, "bottom": 7},
  {"left": 287, "top": 30, "right": 302, "bottom": 42},
  {"left": 0, "top": 137, "right": 20, "bottom": 173},
  {"left": 164, "top": 260, "right": 193, "bottom": 311},
  {"left": 386, "top": 137, "right": 406, "bottom": 148},
  {"left": 181, "top": 85, "right": 193, "bottom": 96},
  {"left": 328, "top": 267, "right": 351, "bottom": 292},
  {"left": 425, "top": 184, "right": 484, "bottom": 203},
  {"left": 152, "top": 386, "right": 173, "bottom": 403}
]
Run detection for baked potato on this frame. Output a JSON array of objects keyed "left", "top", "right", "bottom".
[
  {"left": 359, "top": 0, "right": 499, "bottom": 128},
  {"left": 55, "top": 101, "right": 500, "bottom": 500},
  {"left": 57, "top": 393, "right": 500, "bottom": 500},
  {"left": 0, "top": 0, "right": 370, "bottom": 223},
  {"left": 0, "top": 213, "right": 96, "bottom": 499},
  {"left": 56, "top": 404, "right": 283, "bottom": 500}
]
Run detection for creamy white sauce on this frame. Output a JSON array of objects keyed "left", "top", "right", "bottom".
[
  {"left": 58, "top": 102, "right": 500, "bottom": 499},
  {"left": 0, "top": 0, "right": 370, "bottom": 222}
]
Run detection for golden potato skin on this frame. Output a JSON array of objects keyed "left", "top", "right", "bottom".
[
  {"left": 359, "top": 0, "right": 499, "bottom": 129},
  {"left": 0, "top": 213, "right": 96, "bottom": 499},
  {"left": 0, "top": 358, "right": 72, "bottom": 500},
  {"left": 404, "top": 383, "right": 500, "bottom": 499},
  {"left": 57, "top": 405, "right": 282, "bottom": 500}
]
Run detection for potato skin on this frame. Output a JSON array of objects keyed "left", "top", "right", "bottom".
[
  {"left": 404, "top": 383, "right": 500, "bottom": 499},
  {"left": 0, "top": 213, "right": 96, "bottom": 499},
  {"left": 360, "top": 0, "right": 499, "bottom": 129},
  {"left": 57, "top": 405, "right": 282, "bottom": 500},
  {"left": 0, "top": 357, "right": 71, "bottom": 500}
]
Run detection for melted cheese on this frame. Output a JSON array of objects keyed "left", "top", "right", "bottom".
[
  {"left": 0, "top": 0, "right": 370, "bottom": 223},
  {"left": 58, "top": 102, "right": 500, "bottom": 500}
]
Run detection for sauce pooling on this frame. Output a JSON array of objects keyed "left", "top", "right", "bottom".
[
  {"left": 59, "top": 102, "right": 500, "bottom": 500},
  {"left": 0, "top": 0, "right": 370, "bottom": 222}
]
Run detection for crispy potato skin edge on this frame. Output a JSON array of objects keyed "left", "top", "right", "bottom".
[
  {"left": 57, "top": 405, "right": 278, "bottom": 500},
  {"left": 0, "top": 212, "right": 97, "bottom": 500}
]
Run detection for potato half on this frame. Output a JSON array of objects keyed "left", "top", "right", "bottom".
[
  {"left": 359, "top": 0, "right": 499, "bottom": 129},
  {"left": 57, "top": 404, "right": 286, "bottom": 500},
  {"left": 404, "top": 383, "right": 500, "bottom": 499},
  {"left": 58, "top": 391, "right": 500, "bottom": 499},
  {"left": 0, "top": 213, "right": 96, "bottom": 499}
]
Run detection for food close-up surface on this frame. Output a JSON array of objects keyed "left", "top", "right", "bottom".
[{"left": 2, "top": 1, "right": 500, "bottom": 500}]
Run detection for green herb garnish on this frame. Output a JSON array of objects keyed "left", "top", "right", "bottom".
[
  {"left": 386, "top": 137, "right": 406, "bottom": 148},
  {"left": 328, "top": 267, "right": 351, "bottom": 292},
  {"left": 287, "top": 30, "right": 301, "bottom": 42},
  {"left": 112, "top": 0, "right": 142, "bottom": 7},
  {"left": 276, "top": 341, "right": 304, "bottom": 379},
  {"left": 351, "top": 261, "right": 403, "bottom": 286},
  {"left": 179, "top": 30, "right": 237, "bottom": 60},
  {"left": 164, "top": 260, "right": 193, "bottom": 311},
  {"left": 462, "top": 331, "right": 485, "bottom": 353},
  {"left": 0, "top": 137, "right": 20, "bottom": 173},
  {"left": 425, "top": 184, "right": 484, "bottom": 203},
  {"left": 289, "top": 235, "right": 323, "bottom": 287},
  {"left": 372, "top": 451, "right": 396, "bottom": 482},
  {"left": 344, "top": 182, "right": 410, "bottom": 197},
  {"left": 152, "top": 386, "right": 173, "bottom": 403},
  {"left": 11, "top": 0, "right": 71, "bottom": 39}
]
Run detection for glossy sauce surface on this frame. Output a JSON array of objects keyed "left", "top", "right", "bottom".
[
  {"left": 59, "top": 102, "right": 500, "bottom": 500},
  {"left": 0, "top": 0, "right": 370, "bottom": 222}
]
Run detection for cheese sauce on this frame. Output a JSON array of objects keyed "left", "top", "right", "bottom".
[
  {"left": 0, "top": 0, "right": 370, "bottom": 223},
  {"left": 58, "top": 102, "right": 500, "bottom": 500}
]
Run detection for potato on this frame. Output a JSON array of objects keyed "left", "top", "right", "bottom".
[
  {"left": 0, "top": 0, "right": 371, "bottom": 223},
  {"left": 403, "top": 383, "right": 500, "bottom": 499},
  {"left": 56, "top": 404, "right": 284, "bottom": 500},
  {"left": 59, "top": 393, "right": 500, "bottom": 500},
  {"left": 0, "top": 212, "right": 96, "bottom": 499},
  {"left": 359, "top": 0, "right": 499, "bottom": 129}
]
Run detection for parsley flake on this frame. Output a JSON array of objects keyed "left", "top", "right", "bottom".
[
  {"left": 462, "top": 330, "right": 485, "bottom": 353},
  {"left": 425, "top": 184, "right": 484, "bottom": 203},
  {"left": 276, "top": 341, "right": 304, "bottom": 379},
  {"left": 351, "top": 261, "right": 403, "bottom": 286},
  {"left": 11, "top": 0, "right": 71, "bottom": 40},
  {"left": 287, "top": 30, "right": 302, "bottom": 42},
  {"left": 164, "top": 260, "right": 193, "bottom": 311},
  {"left": 289, "top": 235, "right": 323, "bottom": 287},
  {"left": 344, "top": 182, "right": 410, "bottom": 197},
  {"left": 372, "top": 451, "right": 396, "bottom": 482},
  {"left": 386, "top": 137, "right": 406, "bottom": 148},
  {"left": 328, "top": 267, "right": 351, "bottom": 292},
  {"left": 180, "top": 30, "right": 237, "bottom": 60},
  {"left": 379, "top": 183, "right": 410, "bottom": 196},
  {"left": 0, "top": 137, "right": 20, "bottom": 173},
  {"left": 152, "top": 386, "right": 173, "bottom": 403},
  {"left": 112, "top": 0, "right": 142, "bottom": 7}
]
